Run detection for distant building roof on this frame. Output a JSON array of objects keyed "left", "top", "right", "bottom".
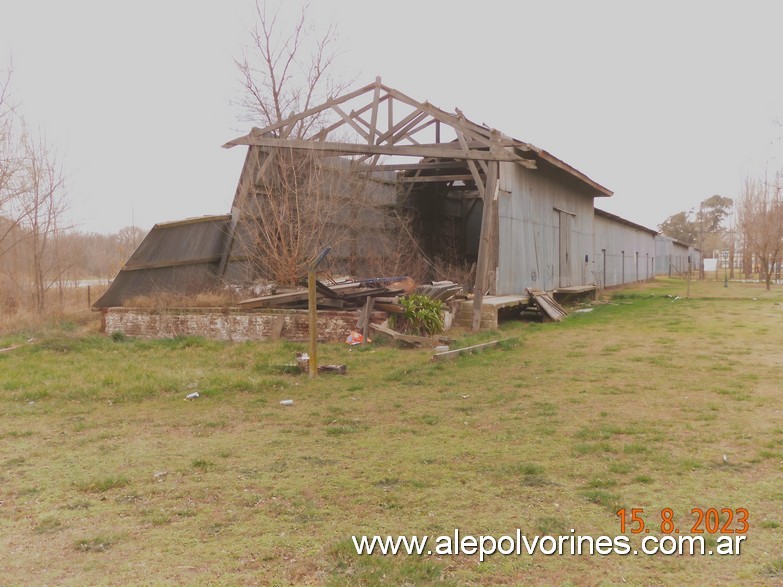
[{"left": 595, "top": 208, "right": 657, "bottom": 235}]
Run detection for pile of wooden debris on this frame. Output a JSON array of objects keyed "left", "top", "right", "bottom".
[
  {"left": 238, "top": 278, "right": 463, "bottom": 312},
  {"left": 238, "top": 277, "right": 465, "bottom": 347}
]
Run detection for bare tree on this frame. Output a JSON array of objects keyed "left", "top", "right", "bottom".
[
  {"left": 232, "top": 3, "right": 429, "bottom": 286},
  {"left": 16, "top": 129, "right": 69, "bottom": 310},
  {"left": 737, "top": 174, "right": 783, "bottom": 290},
  {"left": 236, "top": 1, "right": 350, "bottom": 139},
  {"left": 0, "top": 63, "right": 14, "bottom": 191},
  {"left": 0, "top": 63, "right": 26, "bottom": 258},
  {"left": 237, "top": 147, "right": 393, "bottom": 284},
  {"left": 232, "top": 2, "right": 389, "bottom": 285}
]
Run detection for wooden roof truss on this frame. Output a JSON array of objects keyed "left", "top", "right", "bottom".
[
  {"left": 221, "top": 78, "right": 606, "bottom": 331},
  {"left": 223, "top": 77, "right": 536, "bottom": 195}
]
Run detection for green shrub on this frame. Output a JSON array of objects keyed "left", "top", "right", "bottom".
[{"left": 389, "top": 293, "right": 444, "bottom": 336}]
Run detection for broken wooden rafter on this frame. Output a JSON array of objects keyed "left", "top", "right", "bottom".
[
  {"left": 375, "top": 109, "right": 428, "bottom": 146},
  {"left": 456, "top": 128, "right": 487, "bottom": 199},
  {"left": 330, "top": 103, "right": 371, "bottom": 141},
  {"left": 472, "top": 156, "right": 500, "bottom": 331},
  {"left": 226, "top": 80, "right": 384, "bottom": 144},
  {"left": 397, "top": 174, "right": 480, "bottom": 184},
  {"left": 372, "top": 160, "right": 467, "bottom": 172},
  {"left": 370, "top": 323, "right": 450, "bottom": 347},
  {"left": 228, "top": 136, "right": 530, "bottom": 163},
  {"left": 368, "top": 76, "right": 381, "bottom": 145}
]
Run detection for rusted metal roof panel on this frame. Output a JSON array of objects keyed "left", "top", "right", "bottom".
[{"left": 93, "top": 215, "right": 230, "bottom": 308}]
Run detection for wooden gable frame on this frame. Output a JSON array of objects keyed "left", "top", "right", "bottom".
[{"left": 220, "top": 77, "right": 539, "bottom": 330}]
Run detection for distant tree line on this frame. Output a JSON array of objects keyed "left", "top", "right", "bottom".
[
  {"left": 1, "top": 64, "right": 143, "bottom": 315},
  {"left": 737, "top": 173, "right": 783, "bottom": 290},
  {"left": 659, "top": 183, "right": 783, "bottom": 289}
]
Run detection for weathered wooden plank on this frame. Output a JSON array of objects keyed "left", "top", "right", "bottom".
[
  {"left": 472, "top": 158, "right": 500, "bottom": 331},
  {"left": 373, "top": 301, "right": 403, "bottom": 314},
  {"left": 374, "top": 107, "right": 426, "bottom": 145},
  {"left": 339, "top": 287, "right": 403, "bottom": 300},
  {"left": 311, "top": 94, "right": 390, "bottom": 141},
  {"left": 369, "top": 76, "right": 381, "bottom": 144},
  {"left": 398, "top": 174, "right": 479, "bottom": 184},
  {"left": 238, "top": 290, "right": 309, "bottom": 309},
  {"left": 372, "top": 160, "right": 467, "bottom": 172},
  {"left": 330, "top": 103, "right": 371, "bottom": 141},
  {"left": 223, "top": 81, "right": 380, "bottom": 145},
  {"left": 361, "top": 297, "right": 374, "bottom": 344},
  {"left": 370, "top": 323, "right": 450, "bottom": 346},
  {"left": 385, "top": 111, "right": 430, "bottom": 145},
  {"left": 432, "top": 340, "right": 503, "bottom": 361},
  {"left": 393, "top": 118, "right": 436, "bottom": 145},
  {"left": 229, "top": 136, "right": 526, "bottom": 162},
  {"left": 526, "top": 288, "right": 568, "bottom": 321},
  {"left": 270, "top": 315, "right": 285, "bottom": 341},
  {"left": 456, "top": 128, "right": 486, "bottom": 199}
]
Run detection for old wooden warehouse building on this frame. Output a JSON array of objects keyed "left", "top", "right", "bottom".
[{"left": 96, "top": 79, "right": 699, "bottom": 332}]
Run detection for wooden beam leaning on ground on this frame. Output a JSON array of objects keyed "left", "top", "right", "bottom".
[
  {"left": 369, "top": 323, "right": 450, "bottom": 347},
  {"left": 432, "top": 340, "right": 503, "bottom": 361}
]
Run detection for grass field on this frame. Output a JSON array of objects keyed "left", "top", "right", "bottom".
[{"left": 1, "top": 278, "right": 782, "bottom": 585}]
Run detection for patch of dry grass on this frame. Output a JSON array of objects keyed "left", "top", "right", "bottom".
[
  {"left": 0, "top": 284, "right": 106, "bottom": 337},
  {"left": 123, "top": 289, "right": 239, "bottom": 309}
]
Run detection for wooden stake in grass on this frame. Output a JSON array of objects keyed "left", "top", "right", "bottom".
[{"left": 308, "top": 247, "right": 331, "bottom": 379}]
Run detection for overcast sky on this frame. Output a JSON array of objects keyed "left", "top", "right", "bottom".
[{"left": 2, "top": 1, "right": 782, "bottom": 234}]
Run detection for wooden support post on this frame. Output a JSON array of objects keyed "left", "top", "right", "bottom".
[
  {"left": 307, "top": 247, "right": 330, "bottom": 379},
  {"left": 362, "top": 296, "right": 374, "bottom": 344},
  {"left": 271, "top": 315, "right": 285, "bottom": 341},
  {"left": 472, "top": 156, "right": 499, "bottom": 331},
  {"left": 87, "top": 285, "right": 91, "bottom": 308},
  {"left": 369, "top": 76, "right": 381, "bottom": 145},
  {"left": 308, "top": 268, "right": 318, "bottom": 378}
]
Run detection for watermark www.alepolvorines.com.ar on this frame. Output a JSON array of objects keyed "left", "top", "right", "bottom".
[{"left": 352, "top": 529, "right": 746, "bottom": 562}]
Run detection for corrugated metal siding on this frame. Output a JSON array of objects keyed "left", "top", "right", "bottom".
[
  {"left": 594, "top": 214, "right": 657, "bottom": 288},
  {"left": 655, "top": 236, "right": 700, "bottom": 276},
  {"left": 496, "top": 162, "right": 596, "bottom": 294},
  {"left": 127, "top": 216, "right": 230, "bottom": 265}
]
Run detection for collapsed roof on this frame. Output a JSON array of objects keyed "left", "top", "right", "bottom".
[{"left": 95, "top": 78, "right": 612, "bottom": 309}]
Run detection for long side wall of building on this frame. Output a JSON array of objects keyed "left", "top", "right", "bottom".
[
  {"left": 655, "top": 236, "right": 701, "bottom": 276},
  {"left": 593, "top": 212, "right": 657, "bottom": 288},
  {"left": 497, "top": 163, "right": 597, "bottom": 294}
]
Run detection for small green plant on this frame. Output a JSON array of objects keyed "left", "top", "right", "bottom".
[
  {"left": 763, "top": 558, "right": 783, "bottom": 578},
  {"left": 77, "top": 475, "right": 129, "bottom": 493},
  {"left": 74, "top": 535, "right": 116, "bottom": 552},
  {"left": 389, "top": 293, "right": 444, "bottom": 336}
]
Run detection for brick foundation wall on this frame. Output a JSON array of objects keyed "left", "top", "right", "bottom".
[{"left": 102, "top": 307, "right": 385, "bottom": 343}]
